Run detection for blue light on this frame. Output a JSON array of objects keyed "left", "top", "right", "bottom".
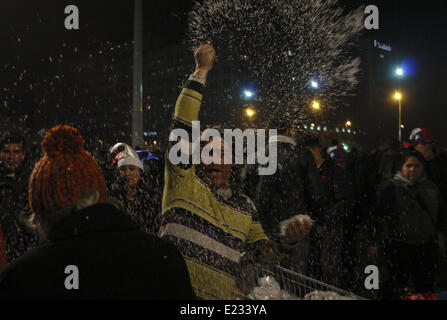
[
  {"left": 402, "top": 58, "right": 418, "bottom": 76},
  {"left": 243, "top": 90, "right": 254, "bottom": 98},
  {"left": 310, "top": 80, "right": 319, "bottom": 89}
]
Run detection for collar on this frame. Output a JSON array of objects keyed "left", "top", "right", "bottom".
[
  {"left": 43, "top": 203, "right": 138, "bottom": 242},
  {"left": 394, "top": 171, "right": 427, "bottom": 186}
]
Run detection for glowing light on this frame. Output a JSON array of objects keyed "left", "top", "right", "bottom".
[
  {"left": 395, "top": 67, "right": 404, "bottom": 77},
  {"left": 245, "top": 107, "right": 255, "bottom": 117},
  {"left": 312, "top": 101, "right": 320, "bottom": 110},
  {"left": 243, "top": 90, "right": 254, "bottom": 98},
  {"left": 311, "top": 80, "right": 319, "bottom": 89},
  {"left": 394, "top": 91, "right": 402, "bottom": 100}
]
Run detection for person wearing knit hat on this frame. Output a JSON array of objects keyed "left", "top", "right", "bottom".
[
  {"left": 107, "top": 142, "right": 162, "bottom": 235},
  {"left": 28, "top": 125, "right": 108, "bottom": 216},
  {"left": 409, "top": 128, "right": 435, "bottom": 161},
  {"left": 109, "top": 142, "right": 144, "bottom": 198},
  {"left": 409, "top": 128, "right": 447, "bottom": 228},
  {"left": 327, "top": 143, "right": 348, "bottom": 168},
  {"left": 0, "top": 125, "right": 195, "bottom": 300}
]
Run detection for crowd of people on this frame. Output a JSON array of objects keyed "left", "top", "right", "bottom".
[{"left": 0, "top": 44, "right": 446, "bottom": 300}]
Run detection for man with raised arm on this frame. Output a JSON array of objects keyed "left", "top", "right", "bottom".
[{"left": 160, "top": 44, "right": 310, "bottom": 299}]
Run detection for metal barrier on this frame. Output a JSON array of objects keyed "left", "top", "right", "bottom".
[{"left": 248, "top": 264, "right": 366, "bottom": 300}]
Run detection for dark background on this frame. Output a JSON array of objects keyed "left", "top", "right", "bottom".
[{"left": 0, "top": 1, "right": 446, "bottom": 149}]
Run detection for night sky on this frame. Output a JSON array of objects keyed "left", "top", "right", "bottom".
[{"left": 1, "top": 1, "right": 446, "bottom": 148}]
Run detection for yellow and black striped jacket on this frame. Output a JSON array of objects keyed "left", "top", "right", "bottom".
[{"left": 160, "top": 80, "right": 268, "bottom": 300}]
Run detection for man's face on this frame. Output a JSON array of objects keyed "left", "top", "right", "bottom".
[
  {"left": 201, "top": 137, "right": 232, "bottom": 188},
  {"left": 415, "top": 141, "right": 435, "bottom": 161},
  {"left": 1, "top": 143, "right": 25, "bottom": 170}
]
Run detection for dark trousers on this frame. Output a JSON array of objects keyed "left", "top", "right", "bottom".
[{"left": 380, "top": 240, "right": 438, "bottom": 299}]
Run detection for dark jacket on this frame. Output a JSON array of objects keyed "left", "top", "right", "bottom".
[
  {"left": 426, "top": 152, "right": 447, "bottom": 204},
  {"left": 374, "top": 172, "right": 446, "bottom": 244},
  {"left": 254, "top": 135, "right": 323, "bottom": 242},
  {"left": 0, "top": 203, "right": 196, "bottom": 300},
  {"left": 0, "top": 163, "right": 38, "bottom": 263},
  {"left": 317, "top": 158, "right": 353, "bottom": 227}
]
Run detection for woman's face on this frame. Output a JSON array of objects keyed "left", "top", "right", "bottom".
[
  {"left": 402, "top": 156, "right": 424, "bottom": 181},
  {"left": 118, "top": 165, "right": 142, "bottom": 188}
]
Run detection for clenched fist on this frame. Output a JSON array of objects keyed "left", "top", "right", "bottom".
[{"left": 193, "top": 44, "right": 216, "bottom": 78}]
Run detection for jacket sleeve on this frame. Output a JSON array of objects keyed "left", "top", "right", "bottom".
[{"left": 166, "top": 79, "right": 205, "bottom": 171}]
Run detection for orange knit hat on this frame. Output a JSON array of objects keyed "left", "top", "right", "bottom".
[{"left": 28, "top": 125, "right": 107, "bottom": 215}]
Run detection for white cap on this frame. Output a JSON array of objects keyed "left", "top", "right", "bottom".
[{"left": 109, "top": 142, "right": 144, "bottom": 171}]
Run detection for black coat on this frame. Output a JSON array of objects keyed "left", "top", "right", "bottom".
[
  {"left": 0, "top": 203, "right": 196, "bottom": 300},
  {"left": 254, "top": 135, "right": 323, "bottom": 242}
]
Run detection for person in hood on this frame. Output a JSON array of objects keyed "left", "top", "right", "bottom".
[
  {"left": 368, "top": 150, "right": 446, "bottom": 299},
  {"left": 0, "top": 125, "right": 195, "bottom": 300},
  {"left": 108, "top": 143, "right": 162, "bottom": 235}
]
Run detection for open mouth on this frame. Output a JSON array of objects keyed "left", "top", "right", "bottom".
[{"left": 205, "top": 167, "right": 222, "bottom": 180}]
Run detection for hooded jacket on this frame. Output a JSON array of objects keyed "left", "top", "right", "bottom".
[{"left": 375, "top": 172, "right": 446, "bottom": 244}]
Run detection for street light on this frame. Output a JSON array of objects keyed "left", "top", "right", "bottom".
[
  {"left": 311, "top": 100, "right": 320, "bottom": 123},
  {"left": 345, "top": 120, "right": 352, "bottom": 128},
  {"left": 243, "top": 90, "right": 255, "bottom": 100},
  {"left": 395, "top": 67, "right": 405, "bottom": 77},
  {"left": 310, "top": 80, "right": 319, "bottom": 89},
  {"left": 394, "top": 91, "right": 403, "bottom": 142},
  {"left": 245, "top": 107, "right": 255, "bottom": 117}
]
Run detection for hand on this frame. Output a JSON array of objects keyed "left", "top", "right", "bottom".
[
  {"left": 283, "top": 218, "right": 313, "bottom": 244},
  {"left": 366, "top": 246, "right": 378, "bottom": 260},
  {"left": 193, "top": 44, "right": 216, "bottom": 77}
]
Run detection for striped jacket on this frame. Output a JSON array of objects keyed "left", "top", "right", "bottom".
[{"left": 160, "top": 80, "right": 268, "bottom": 299}]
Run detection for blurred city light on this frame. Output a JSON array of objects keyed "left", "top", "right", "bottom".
[
  {"left": 312, "top": 101, "right": 320, "bottom": 110},
  {"left": 243, "top": 90, "right": 254, "bottom": 99},
  {"left": 310, "top": 80, "right": 319, "bottom": 89},
  {"left": 394, "top": 91, "right": 402, "bottom": 100},
  {"left": 395, "top": 67, "right": 405, "bottom": 77},
  {"left": 245, "top": 107, "right": 255, "bottom": 117}
]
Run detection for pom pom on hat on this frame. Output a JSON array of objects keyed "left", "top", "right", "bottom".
[{"left": 41, "top": 125, "right": 85, "bottom": 158}]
